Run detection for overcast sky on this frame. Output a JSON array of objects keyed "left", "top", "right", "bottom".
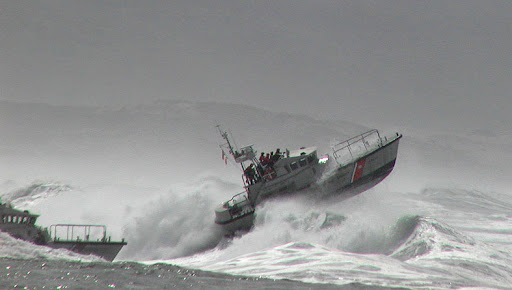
[{"left": 1, "top": 1, "right": 511, "bottom": 132}]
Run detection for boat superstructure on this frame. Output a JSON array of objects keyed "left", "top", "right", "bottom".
[
  {"left": 214, "top": 127, "right": 402, "bottom": 235},
  {"left": 246, "top": 145, "right": 329, "bottom": 204},
  {"left": 0, "top": 202, "right": 126, "bottom": 261}
]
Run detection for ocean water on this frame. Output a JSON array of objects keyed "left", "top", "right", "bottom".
[
  {"left": 1, "top": 101, "right": 512, "bottom": 288},
  {"left": 1, "top": 183, "right": 511, "bottom": 289}
]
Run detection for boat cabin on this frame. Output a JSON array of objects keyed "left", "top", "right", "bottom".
[
  {"left": 0, "top": 204, "right": 39, "bottom": 226},
  {"left": 276, "top": 146, "right": 320, "bottom": 176},
  {"left": 240, "top": 146, "right": 322, "bottom": 186},
  {"left": 243, "top": 146, "right": 328, "bottom": 204}
]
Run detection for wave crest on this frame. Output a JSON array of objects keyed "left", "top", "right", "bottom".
[
  {"left": 1, "top": 181, "right": 72, "bottom": 209},
  {"left": 390, "top": 215, "right": 476, "bottom": 261}
]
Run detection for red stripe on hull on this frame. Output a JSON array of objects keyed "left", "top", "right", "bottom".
[{"left": 352, "top": 158, "right": 366, "bottom": 182}]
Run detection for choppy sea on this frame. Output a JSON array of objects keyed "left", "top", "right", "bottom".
[
  {"left": 1, "top": 101, "right": 512, "bottom": 288},
  {"left": 1, "top": 183, "right": 511, "bottom": 289}
]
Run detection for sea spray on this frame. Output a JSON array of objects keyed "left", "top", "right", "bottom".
[{"left": 119, "top": 175, "right": 241, "bottom": 260}]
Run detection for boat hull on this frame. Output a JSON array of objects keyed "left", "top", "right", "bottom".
[
  {"left": 215, "top": 211, "right": 255, "bottom": 235},
  {"left": 318, "top": 135, "right": 400, "bottom": 196},
  {"left": 48, "top": 241, "right": 127, "bottom": 262},
  {"left": 0, "top": 205, "right": 127, "bottom": 261}
]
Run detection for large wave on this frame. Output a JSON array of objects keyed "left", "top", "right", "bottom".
[
  {"left": 197, "top": 215, "right": 512, "bottom": 288},
  {"left": 118, "top": 175, "right": 242, "bottom": 260},
  {"left": 1, "top": 181, "right": 73, "bottom": 209}
]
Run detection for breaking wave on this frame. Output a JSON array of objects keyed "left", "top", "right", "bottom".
[
  {"left": 198, "top": 215, "right": 512, "bottom": 288},
  {"left": 118, "top": 175, "right": 241, "bottom": 260},
  {"left": 0, "top": 181, "right": 72, "bottom": 209}
]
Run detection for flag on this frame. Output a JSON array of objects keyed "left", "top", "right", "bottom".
[{"left": 221, "top": 149, "right": 228, "bottom": 165}]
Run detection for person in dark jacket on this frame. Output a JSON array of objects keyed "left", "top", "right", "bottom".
[{"left": 244, "top": 164, "right": 256, "bottom": 185}]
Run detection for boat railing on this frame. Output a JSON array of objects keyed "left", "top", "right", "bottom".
[
  {"left": 242, "top": 168, "right": 276, "bottom": 187},
  {"left": 49, "top": 224, "right": 111, "bottom": 243},
  {"left": 331, "top": 129, "right": 383, "bottom": 165},
  {"left": 224, "top": 192, "right": 255, "bottom": 219}
]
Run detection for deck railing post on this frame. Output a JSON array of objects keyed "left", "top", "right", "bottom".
[
  {"left": 362, "top": 135, "right": 368, "bottom": 151},
  {"left": 347, "top": 141, "right": 353, "bottom": 159}
]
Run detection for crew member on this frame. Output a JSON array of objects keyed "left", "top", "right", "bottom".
[{"left": 244, "top": 164, "right": 256, "bottom": 185}]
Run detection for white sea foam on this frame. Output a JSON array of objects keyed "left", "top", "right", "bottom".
[{"left": 0, "top": 232, "right": 103, "bottom": 262}]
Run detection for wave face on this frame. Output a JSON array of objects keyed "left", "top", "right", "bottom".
[
  {"left": 1, "top": 181, "right": 72, "bottom": 209},
  {"left": 2, "top": 101, "right": 512, "bottom": 288},
  {"left": 151, "top": 185, "right": 512, "bottom": 288},
  {"left": 176, "top": 212, "right": 512, "bottom": 288}
]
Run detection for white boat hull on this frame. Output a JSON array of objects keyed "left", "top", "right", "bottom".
[{"left": 318, "top": 135, "right": 400, "bottom": 195}]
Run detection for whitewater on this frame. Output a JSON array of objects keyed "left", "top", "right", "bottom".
[{"left": 1, "top": 100, "right": 512, "bottom": 289}]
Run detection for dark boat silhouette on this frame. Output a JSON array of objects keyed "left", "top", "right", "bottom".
[{"left": 0, "top": 203, "right": 126, "bottom": 261}]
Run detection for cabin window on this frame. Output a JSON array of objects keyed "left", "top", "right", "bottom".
[
  {"left": 290, "top": 162, "right": 298, "bottom": 170},
  {"left": 299, "top": 158, "right": 307, "bottom": 167},
  {"left": 307, "top": 155, "right": 316, "bottom": 164}
]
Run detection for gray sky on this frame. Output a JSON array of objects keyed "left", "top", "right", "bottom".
[{"left": 1, "top": 1, "right": 511, "bottom": 131}]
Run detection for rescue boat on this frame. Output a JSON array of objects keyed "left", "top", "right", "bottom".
[{"left": 214, "top": 127, "right": 402, "bottom": 235}]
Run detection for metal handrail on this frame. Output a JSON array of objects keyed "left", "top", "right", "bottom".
[
  {"left": 49, "top": 224, "right": 107, "bottom": 242},
  {"left": 331, "top": 129, "right": 383, "bottom": 164},
  {"left": 224, "top": 192, "right": 255, "bottom": 219},
  {"left": 224, "top": 191, "right": 249, "bottom": 207}
]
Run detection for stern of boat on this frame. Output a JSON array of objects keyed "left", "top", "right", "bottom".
[{"left": 214, "top": 192, "right": 256, "bottom": 234}]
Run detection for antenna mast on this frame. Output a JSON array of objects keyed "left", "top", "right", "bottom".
[{"left": 216, "top": 125, "right": 236, "bottom": 157}]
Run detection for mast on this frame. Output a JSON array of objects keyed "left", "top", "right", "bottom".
[
  {"left": 216, "top": 125, "right": 247, "bottom": 173},
  {"left": 216, "top": 125, "right": 236, "bottom": 157},
  {"left": 216, "top": 125, "right": 262, "bottom": 189}
]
